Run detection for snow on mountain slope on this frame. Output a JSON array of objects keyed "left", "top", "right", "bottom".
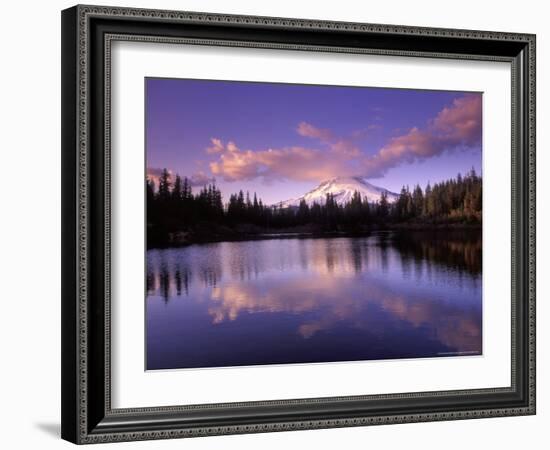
[{"left": 276, "top": 176, "right": 399, "bottom": 208}]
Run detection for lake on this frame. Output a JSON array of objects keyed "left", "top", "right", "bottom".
[{"left": 146, "top": 231, "right": 482, "bottom": 370}]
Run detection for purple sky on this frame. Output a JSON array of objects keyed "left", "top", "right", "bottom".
[{"left": 146, "top": 78, "right": 482, "bottom": 205}]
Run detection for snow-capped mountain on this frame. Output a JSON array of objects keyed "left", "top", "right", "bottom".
[{"left": 275, "top": 176, "right": 399, "bottom": 208}]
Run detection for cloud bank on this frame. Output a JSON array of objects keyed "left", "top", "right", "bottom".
[
  {"left": 206, "top": 93, "right": 481, "bottom": 183},
  {"left": 209, "top": 141, "right": 351, "bottom": 182},
  {"left": 363, "top": 94, "right": 482, "bottom": 178}
]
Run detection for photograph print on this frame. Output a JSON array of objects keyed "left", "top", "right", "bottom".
[{"left": 145, "top": 78, "right": 483, "bottom": 371}]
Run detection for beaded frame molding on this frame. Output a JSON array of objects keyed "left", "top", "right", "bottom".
[{"left": 61, "top": 4, "right": 536, "bottom": 444}]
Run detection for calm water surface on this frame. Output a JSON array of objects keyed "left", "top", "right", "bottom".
[{"left": 146, "top": 231, "right": 482, "bottom": 370}]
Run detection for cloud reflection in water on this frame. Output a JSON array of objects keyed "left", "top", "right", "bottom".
[{"left": 146, "top": 232, "right": 482, "bottom": 369}]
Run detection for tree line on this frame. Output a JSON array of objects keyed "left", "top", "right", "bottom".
[{"left": 147, "top": 168, "right": 481, "bottom": 244}]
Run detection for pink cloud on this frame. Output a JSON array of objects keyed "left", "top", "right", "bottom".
[
  {"left": 431, "top": 94, "right": 482, "bottom": 142},
  {"left": 296, "top": 122, "right": 333, "bottom": 142},
  {"left": 362, "top": 94, "right": 482, "bottom": 178},
  {"left": 206, "top": 138, "right": 225, "bottom": 154},
  {"left": 209, "top": 140, "right": 356, "bottom": 182}
]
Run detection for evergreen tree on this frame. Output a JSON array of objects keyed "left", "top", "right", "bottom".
[
  {"left": 378, "top": 191, "right": 389, "bottom": 218},
  {"left": 158, "top": 169, "right": 171, "bottom": 201},
  {"left": 146, "top": 179, "right": 155, "bottom": 203},
  {"left": 362, "top": 196, "right": 371, "bottom": 222},
  {"left": 412, "top": 184, "right": 423, "bottom": 217},
  {"left": 172, "top": 175, "right": 182, "bottom": 202},
  {"left": 297, "top": 199, "right": 310, "bottom": 224},
  {"left": 182, "top": 177, "right": 191, "bottom": 199}
]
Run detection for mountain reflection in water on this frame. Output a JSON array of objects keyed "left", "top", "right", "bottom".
[{"left": 146, "top": 231, "right": 482, "bottom": 370}]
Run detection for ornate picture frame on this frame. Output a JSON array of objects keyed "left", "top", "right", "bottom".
[{"left": 61, "top": 5, "right": 536, "bottom": 444}]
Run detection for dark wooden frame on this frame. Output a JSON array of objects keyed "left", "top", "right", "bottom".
[{"left": 61, "top": 4, "right": 536, "bottom": 444}]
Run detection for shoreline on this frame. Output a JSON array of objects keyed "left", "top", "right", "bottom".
[{"left": 147, "top": 223, "right": 481, "bottom": 250}]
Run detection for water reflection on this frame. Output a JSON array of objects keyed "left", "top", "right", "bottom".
[{"left": 146, "top": 231, "right": 482, "bottom": 369}]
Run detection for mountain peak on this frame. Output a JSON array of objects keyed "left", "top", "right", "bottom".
[{"left": 276, "top": 176, "right": 398, "bottom": 208}]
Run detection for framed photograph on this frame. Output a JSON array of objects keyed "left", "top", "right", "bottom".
[{"left": 61, "top": 5, "right": 536, "bottom": 444}]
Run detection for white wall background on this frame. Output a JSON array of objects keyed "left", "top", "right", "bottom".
[{"left": 0, "top": 0, "right": 546, "bottom": 448}]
